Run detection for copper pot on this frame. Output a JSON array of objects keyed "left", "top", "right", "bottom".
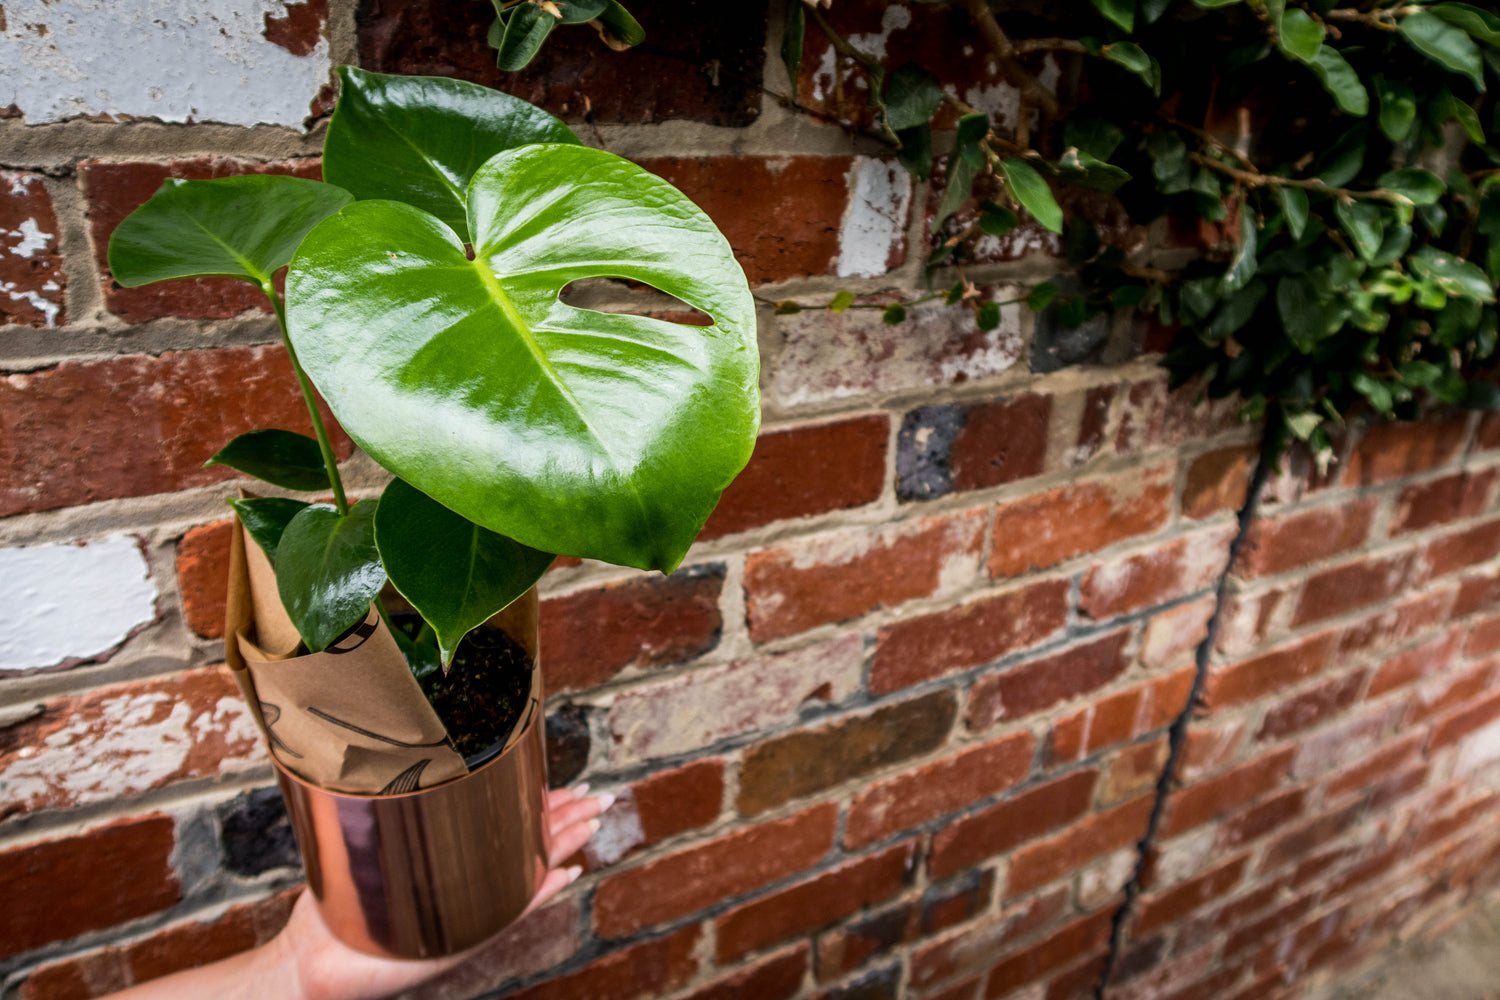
[{"left": 274, "top": 699, "right": 551, "bottom": 959}]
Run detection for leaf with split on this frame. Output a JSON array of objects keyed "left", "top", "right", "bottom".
[
  {"left": 883, "top": 64, "right": 944, "bottom": 132},
  {"left": 206, "top": 429, "right": 331, "bottom": 491},
  {"left": 1000, "top": 158, "right": 1063, "bottom": 234},
  {"left": 323, "top": 67, "right": 580, "bottom": 243},
  {"left": 276, "top": 500, "right": 386, "bottom": 653},
  {"left": 229, "top": 497, "right": 311, "bottom": 563},
  {"left": 375, "top": 478, "right": 554, "bottom": 667},
  {"left": 108, "top": 175, "right": 351, "bottom": 288},
  {"left": 1401, "top": 11, "right": 1486, "bottom": 90},
  {"left": 287, "top": 144, "right": 759, "bottom": 574},
  {"left": 1309, "top": 47, "right": 1369, "bottom": 117}
]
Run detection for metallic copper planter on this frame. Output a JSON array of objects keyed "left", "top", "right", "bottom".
[{"left": 274, "top": 702, "right": 551, "bottom": 959}]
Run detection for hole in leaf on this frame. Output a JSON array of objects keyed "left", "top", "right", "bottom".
[{"left": 559, "top": 277, "right": 714, "bottom": 327}]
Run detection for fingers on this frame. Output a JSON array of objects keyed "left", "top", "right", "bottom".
[
  {"left": 523, "top": 863, "right": 583, "bottom": 917},
  {"left": 548, "top": 789, "right": 612, "bottom": 840}
]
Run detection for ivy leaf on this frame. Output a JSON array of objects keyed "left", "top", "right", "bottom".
[
  {"left": 494, "top": 3, "right": 557, "bottom": 71},
  {"left": 1430, "top": 3, "right": 1500, "bottom": 48},
  {"left": 1055, "top": 148, "right": 1132, "bottom": 193},
  {"left": 1352, "top": 371, "right": 1394, "bottom": 414},
  {"left": 1377, "top": 167, "right": 1446, "bottom": 205},
  {"left": 228, "top": 497, "right": 311, "bottom": 563},
  {"left": 276, "top": 501, "right": 386, "bottom": 653},
  {"left": 830, "top": 289, "right": 856, "bottom": 313},
  {"left": 1401, "top": 11, "right": 1486, "bottom": 90},
  {"left": 884, "top": 64, "right": 945, "bottom": 132},
  {"left": 1411, "top": 246, "right": 1498, "bottom": 302},
  {"left": 1000, "top": 158, "right": 1064, "bottom": 234},
  {"left": 1103, "top": 42, "right": 1162, "bottom": 94},
  {"left": 1334, "top": 200, "right": 1385, "bottom": 262},
  {"left": 1148, "top": 131, "right": 1191, "bottom": 192},
  {"left": 1028, "top": 281, "right": 1059, "bottom": 311},
  {"left": 1277, "top": 9, "right": 1325, "bottom": 63},
  {"left": 781, "top": 0, "right": 805, "bottom": 93},
  {"left": 895, "top": 124, "right": 934, "bottom": 180},
  {"left": 980, "top": 201, "right": 1019, "bottom": 235},
  {"left": 1309, "top": 47, "right": 1370, "bottom": 116},
  {"left": 1278, "top": 275, "right": 1335, "bottom": 352},
  {"left": 205, "top": 429, "right": 331, "bottom": 491},
  {"left": 956, "top": 113, "right": 991, "bottom": 168},
  {"left": 1275, "top": 185, "right": 1310, "bottom": 240},
  {"left": 1370, "top": 224, "right": 1413, "bottom": 267},
  {"left": 1376, "top": 77, "right": 1418, "bottom": 142},
  {"left": 1091, "top": 0, "right": 1135, "bottom": 33},
  {"left": 935, "top": 154, "right": 980, "bottom": 231},
  {"left": 1219, "top": 204, "right": 1259, "bottom": 295}
]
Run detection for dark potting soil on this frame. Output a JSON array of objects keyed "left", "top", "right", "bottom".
[{"left": 389, "top": 611, "right": 533, "bottom": 768}]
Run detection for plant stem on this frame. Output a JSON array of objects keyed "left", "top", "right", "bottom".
[
  {"left": 962, "top": 0, "right": 1060, "bottom": 118},
  {"left": 263, "top": 281, "right": 350, "bottom": 516},
  {"left": 1190, "top": 153, "right": 1407, "bottom": 205}
]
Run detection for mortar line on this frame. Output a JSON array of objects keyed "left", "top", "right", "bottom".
[{"left": 1093, "top": 418, "right": 1277, "bottom": 999}]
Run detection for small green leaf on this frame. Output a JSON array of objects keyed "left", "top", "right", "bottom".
[
  {"left": 205, "top": 429, "right": 331, "bottom": 491},
  {"left": 1412, "top": 246, "right": 1498, "bottom": 301},
  {"left": 1277, "top": 9, "right": 1325, "bottom": 63},
  {"left": 979, "top": 201, "right": 1019, "bottom": 236},
  {"left": 1000, "top": 158, "right": 1063, "bottom": 234},
  {"left": 596, "top": 1, "right": 645, "bottom": 47},
  {"left": 1028, "top": 281, "right": 1059, "bottom": 311},
  {"left": 1192, "top": 0, "right": 1241, "bottom": 7},
  {"left": 976, "top": 300, "right": 1001, "bottom": 331},
  {"left": 1219, "top": 204, "right": 1259, "bottom": 295},
  {"left": 1376, "top": 77, "right": 1418, "bottom": 142},
  {"left": 1285, "top": 410, "right": 1323, "bottom": 441},
  {"left": 935, "top": 154, "right": 980, "bottom": 231},
  {"left": 1401, "top": 11, "right": 1486, "bottom": 90},
  {"left": 882, "top": 303, "right": 907, "bottom": 325},
  {"left": 1141, "top": 0, "right": 1172, "bottom": 21},
  {"left": 276, "top": 501, "right": 386, "bottom": 653},
  {"left": 1309, "top": 46, "right": 1369, "bottom": 116},
  {"left": 1315, "top": 127, "right": 1367, "bottom": 188},
  {"left": 1209, "top": 280, "right": 1269, "bottom": 340},
  {"left": 1090, "top": 0, "right": 1135, "bottom": 33},
  {"left": 1437, "top": 88, "right": 1486, "bottom": 143},
  {"left": 228, "top": 497, "right": 311, "bottom": 562},
  {"left": 830, "top": 290, "right": 856, "bottom": 313},
  {"left": 1275, "top": 186, "right": 1310, "bottom": 240},
  {"left": 108, "top": 175, "right": 351, "bottom": 289},
  {"left": 494, "top": 3, "right": 556, "bottom": 70},
  {"left": 1430, "top": 3, "right": 1500, "bottom": 47},
  {"left": 1064, "top": 116, "right": 1125, "bottom": 161},
  {"left": 774, "top": 300, "right": 802, "bottom": 315},
  {"left": 1103, "top": 42, "right": 1162, "bottom": 94},
  {"left": 1352, "top": 371, "right": 1394, "bottom": 413},
  {"left": 895, "top": 125, "right": 934, "bottom": 180},
  {"left": 955, "top": 113, "right": 991, "bottom": 168},
  {"left": 884, "top": 63, "right": 945, "bottom": 131},
  {"left": 1278, "top": 274, "right": 1335, "bottom": 352},
  {"left": 1054, "top": 148, "right": 1132, "bottom": 193},
  {"left": 552, "top": 0, "right": 608, "bottom": 25},
  {"left": 781, "top": 0, "right": 805, "bottom": 92},
  {"left": 1369, "top": 224, "right": 1413, "bottom": 268},
  {"left": 375, "top": 478, "right": 553, "bottom": 666},
  {"left": 1377, "top": 167, "right": 1446, "bottom": 205},
  {"left": 1334, "top": 200, "right": 1385, "bottom": 262}
]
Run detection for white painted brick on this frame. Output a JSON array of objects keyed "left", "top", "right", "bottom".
[
  {"left": 1, "top": 0, "right": 330, "bottom": 127},
  {"left": 0, "top": 535, "right": 157, "bottom": 671},
  {"left": 835, "top": 157, "right": 912, "bottom": 279}
]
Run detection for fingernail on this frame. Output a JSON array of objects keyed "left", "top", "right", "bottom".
[
  {"left": 587, "top": 818, "right": 601, "bottom": 835},
  {"left": 573, "top": 782, "right": 591, "bottom": 797},
  {"left": 567, "top": 865, "right": 583, "bottom": 884},
  {"left": 597, "top": 792, "right": 617, "bottom": 812}
]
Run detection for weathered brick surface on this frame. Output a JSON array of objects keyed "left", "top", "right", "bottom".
[
  {"left": 928, "top": 770, "right": 1097, "bottom": 880},
  {"left": 1236, "top": 497, "right": 1378, "bottom": 578},
  {"left": 504, "top": 924, "right": 700, "bottom": 1000},
  {"left": 176, "top": 520, "right": 234, "bottom": 639},
  {"left": 967, "top": 630, "right": 1131, "bottom": 729},
  {"left": 1008, "top": 796, "right": 1154, "bottom": 894},
  {"left": 1079, "top": 527, "right": 1233, "bottom": 620},
  {"left": 1, "top": 170, "right": 66, "bottom": 328}
]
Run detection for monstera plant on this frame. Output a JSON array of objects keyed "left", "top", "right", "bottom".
[{"left": 110, "top": 66, "right": 759, "bottom": 670}]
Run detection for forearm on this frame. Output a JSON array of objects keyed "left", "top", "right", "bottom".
[{"left": 103, "top": 936, "right": 302, "bottom": 1000}]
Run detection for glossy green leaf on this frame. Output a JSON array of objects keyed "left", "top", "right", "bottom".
[
  {"left": 1103, "top": 42, "right": 1161, "bottom": 94},
  {"left": 895, "top": 125, "right": 933, "bottom": 180},
  {"left": 1191, "top": 0, "right": 1241, "bottom": 7},
  {"left": 781, "top": 1, "right": 805, "bottom": 93},
  {"left": 205, "top": 429, "right": 331, "bottom": 491},
  {"left": 1000, "top": 158, "right": 1063, "bottom": 234},
  {"left": 1412, "top": 246, "right": 1497, "bottom": 302},
  {"left": 1064, "top": 116, "right": 1125, "bottom": 161},
  {"left": 1437, "top": 88, "right": 1486, "bottom": 142},
  {"left": 935, "top": 154, "right": 979, "bottom": 231},
  {"left": 884, "top": 64, "right": 944, "bottom": 131},
  {"left": 228, "top": 497, "right": 311, "bottom": 562},
  {"left": 1141, "top": 0, "right": 1171, "bottom": 22},
  {"left": 1275, "top": 185, "right": 1310, "bottom": 240},
  {"left": 323, "top": 67, "right": 579, "bottom": 243},
  {"left": 1309, "top": 47, "right": 1369, "bottom": 116},
  {"left": 1219, "top": 204, "right": 1259, "bottom": 295},
  {"left": 956, "top": 113, "right": 990, "bottom": 168},
  {"left": 1376, "top": 77, "right": 1418, "bottom": 141},
  {"left": 287, "top": 144, "right": 759, "bottom": 573},
  {"left": 1430, "top": 3, "right": 1500, "bottom": 47},
  {"left": 1401, "top": 11, "right": 1486, "bottom": 90},
  {"left": 1277, "top": 9, "right": 1324, "bottom": 63},
  {"left": 276, "top": 501, "right": 385, "bottom": 652},
  {"left": 1335, "top": 201, "right": 1385, "bottom": 262},
  {"left": 1377, "top": 167, "right": 1446, "bottom": 205},
  {"left": 375, "top": 478, "right": 553, "bottom": 666},
  {"left": 1054, "top": 148, "right": 1131, "bottom": 193},
  {"left": 495, "top": 3, "right": 556, "bottom": 70},
  {"left": 596, "top": 1, "right": 645, "bottom": 47},
  {"left": 553, "top": 0, "right": 608, "bottom": 24},
  {"left": 108, "top": 175, "right": 351, "bottom": 288},
  {"left": 1278, "top": 275, "right": 1336, "bottom": 352},
  {"left": 979, "top": 201, "right": 1018, "bottom": 236},
  {"left": 1090, "top": 0, "right": 1134, "bottom": 33}
]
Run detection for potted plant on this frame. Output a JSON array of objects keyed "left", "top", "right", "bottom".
[{"left": 107, "top": 66, "right": 759, "bottom": 958}]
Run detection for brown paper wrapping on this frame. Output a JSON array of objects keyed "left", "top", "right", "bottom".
[{"left": 225, "top": 512, "right": 540, "bottom": 796}]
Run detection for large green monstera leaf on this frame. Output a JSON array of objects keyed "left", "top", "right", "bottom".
[{"left": 287, "top": 144, "right": 759, "bottom": 573}]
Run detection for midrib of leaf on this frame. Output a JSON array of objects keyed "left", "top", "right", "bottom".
[
  {"left": 384, "top": 119, "right": 466, "bottom": 207},
  {"left": 185, "top": 213, "right": 265, "bottom": 283}
]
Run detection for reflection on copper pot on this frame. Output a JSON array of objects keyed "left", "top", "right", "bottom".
[{"left": 275, "top": 702, "right": 550, "bottom": 959}]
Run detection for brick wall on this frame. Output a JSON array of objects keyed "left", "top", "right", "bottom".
[{"left": 3, "top": 2, "right": 1499, "bottom": 999}]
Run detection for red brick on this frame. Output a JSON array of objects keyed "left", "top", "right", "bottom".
[
  {"left": 1340, "top": 414, "right": 1469, "bottom": 486},
  {"left": 1293, "top": 551, "right": 1417, "bottom": 626},
  {"left": 988, "top": 465, "right": 1173, "bottom": 578},
  {"left": 701, "top": 416, "right": 888, "bottom": 540},
  {"left": 1214, "top": 586, "right": 1289, "bottom": 656},
  {"left": 910, "top": 889, "right": 1070, "bottom": 990},
  {"left": 946, "top": 395, "right": 1053, "bottom": 493},
  {"left": 1051, "top": 666, "right": 1193, "bottom": 760},
  {"left": 404, "top": 898, "right": 581, "bottom": 1000},
  {"left": 1047, "top": 953, "right": 1111, "bottom": 1000},
  {"left": 1255, "top": 670, "right": 1366, "bottom": 741},
  {"left": 1, "top": 170, "right": 66, "bottom": 328},
  {"left": 592, "top": 804, "right": 836, "bottom": 938},
  {"left": 1114, "top": 376, "right": 1243, "bottom": 453},
  {"left": 1203, "top": 631, "right": 1339, "bottom": 709},
  {"left": 1367, "top": 632, "right": 1464, "bottom": 698},
  {"left": 929, "top": 770, "right": 1098, "bottom": 880},
  {"left": 1325, "top": 732, "right": 1425, "bottom": 800},
  {"left": 680, "top": 945, "right": 808, "bottom": 1000},
  {"left": 844, "top": 731, "right": 1036, "bottom": 849},
  {"left": 540, "top": 567, "right": 723, "bottom": 693},
  {"left": 1455, "top": 567, "right": 1500, "bottom": 617},
  {"left": 983, "top": 910, "right": 1115, "bottom": 997},
  {"left": 641, "top": 157, "right": 881, "bottom": 284},
  {"left": 0, "top": 816, "right": 180, "bottom": 960},
  {"left": 1161, "top": 748, "right": 1294, "bottom": 837},
  {"left": 1290, "top": 701, "right": 1405, "bottom": 779},
  {"left": 81, "top": 159, "right": 321, "bottom": 321},
  {"left": 1102, "top": 737, "right": 1169, "bottom": 805},
  {"left": 507, "top": 924, "right": 700, "bottom": 1000},
  {"left": 1430, "top": 690, "right": 1500, "bottom": 750},
  {"left": 817, "top": 903, "right": 918, "bottom": 982},
  {"left": 1141, "top": 597, "right": 1214, "bottom": 669},
  {"left": 1406, "top": 662, "right": 1494, "bottom": 726},
  {"left": 1221, "top": 892, "right": 1317, "bottom": 958},
  {"left": 968, "top": 630, "right": 1131, "bottom": 729},
  {"left": 1464, "top": 614, "right": 1500, "bottom": 657},
  {"left": 1076, "top": 385, "right": 1118, "bottom": 465},
  {"left": 1182, "top": 446, "right": 1256, "bottom": 519},
  {"left": 1338, "top": 587, "right": 1455, "bottom": 657},
  {"left": 714, "top": 842, "right": 914, "bottom": 961},
  {"left": 737, "top": 691, "right": 957, "bottom": 816},
  {"left": 1413, "top": 794, "right": 1500, "bottom": 854},
  {"left": 1217, "top": 789, "right": 1306, "bottom": 849},
  {"left": 1393, "top": 469, "right": 1497, "bottom": 534},
  {"left": 1259, "top": 801, "right": 1365, "bottom": 872},
  {"left": 1008, "top": 796, "right": 1154, "bottom": 894},
  {"left": 1179, "top": 719, "right": 1247, "bottom": 782},
  {"left": 1423, "top": 517, "right": 1500, "bottom": 580},
  {"left": 1236, "top": 497, "right": 1377, "bottom": 578},
  {"left": 1134, "top": 855, "right": 1248, "bottom": 936},
  {"left": 587, "top": 760, "right": 726, "bottom": 869},
  {"left": 0, "top": 668, "right": 262, "bottom": 821},
  {"left": 1079, "top": 528, "right": 1232, "bottom": 620},
  {"left": 921, "top": 869, "right": 997, "bottom": 937},
  {"left": 0, "top": 348, "right": 353, "bottom": 518},
  {"left": 869, "top": 578, "right": 1069, "bottom": 694},
  {"left": 176, "top": 520, "right": 234, "bottom": 639},
  {"left": 746, "top": 510, "right": 984, "bottom": 642}
]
